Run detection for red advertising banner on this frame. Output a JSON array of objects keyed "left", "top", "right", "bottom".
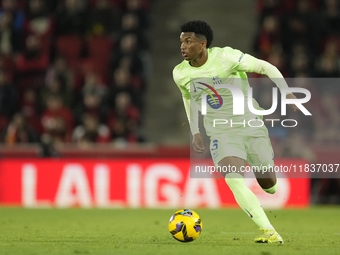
[{"left": 0, "top": 159, "right": 310, "bottom": 208}]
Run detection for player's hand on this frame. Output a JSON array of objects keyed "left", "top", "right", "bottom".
[
  {"left": 193, "top": 133, "right": 205, "bottom": 154},
  {"left": 286, "top": 93, "right": 299, "bottom": 112}
]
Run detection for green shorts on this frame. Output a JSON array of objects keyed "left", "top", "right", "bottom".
[{"left": 210, "top": 126, "right": 274, "bottom": 168}]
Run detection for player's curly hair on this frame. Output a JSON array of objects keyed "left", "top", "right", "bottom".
[{"left": 180, "top": 20, "right": 214, "bottom": 48}]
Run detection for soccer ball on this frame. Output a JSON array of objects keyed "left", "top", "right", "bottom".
[{"left": 168, "top": 209, "right": 202, "bottom": 242}]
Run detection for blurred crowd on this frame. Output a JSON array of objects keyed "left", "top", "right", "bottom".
[
  {"left": 254, "top": 0, "right": 340, "bottom": 77},
  {"left": 252, "top": 0, "right": 340, "bottom": 160},
  {"left": 0, "top": 0, "right": 151, "bottom": 155},
  {"left": 253, "top": 0, "right": 340, "bottom": 204}
]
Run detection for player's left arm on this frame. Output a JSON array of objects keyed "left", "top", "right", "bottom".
[{"left": 235, "top": 52, "right": 299, "bottom": 111}]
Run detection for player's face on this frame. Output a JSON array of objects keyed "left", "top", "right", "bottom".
[{"left": 180, "top": 32, "right": 205, "bottom": 61}]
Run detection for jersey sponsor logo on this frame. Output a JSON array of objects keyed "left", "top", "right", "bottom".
[
  {"left": 195, "top": 82, "right": 223, "bottom": 109},
  {"left": 207, "top": 95, "right": 223, "bottom": 109}
]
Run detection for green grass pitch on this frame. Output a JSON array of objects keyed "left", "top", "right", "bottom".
[{"left": 0, "top": 207, "right": 339, "bottom": 255}]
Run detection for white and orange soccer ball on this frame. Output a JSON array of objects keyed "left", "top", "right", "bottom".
[{"left": 168, "top": 209, "right": 202, "bottom": 242}]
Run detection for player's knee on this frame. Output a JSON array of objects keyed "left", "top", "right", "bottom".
[
  {"left": 263, "top": 181, "right": 278, "bottom": 194},
  {"left": 225, "top": 173, "right": 244, "bottom": 190}
]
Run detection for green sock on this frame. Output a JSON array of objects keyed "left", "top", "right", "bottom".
[
  {"left": 225, "top": 173, "right": 271, "bottom": 228},
  {"left": 263, "top": 181, "right": 278, "bottom": 194}
]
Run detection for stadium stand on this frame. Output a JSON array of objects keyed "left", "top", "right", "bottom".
[
  {"left": 0, "top": 0, "right": 150, "bottom": 155},
  {"left": 254, "top": 0, "right": 340, "bottom": 203}
]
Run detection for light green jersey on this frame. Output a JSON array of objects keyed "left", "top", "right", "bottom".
[{"left": 173, "top": 46, "right": 264, "bottom": 137}]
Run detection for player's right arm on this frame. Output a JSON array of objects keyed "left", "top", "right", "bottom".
[
  {"left": 173, "top": 66, "right": 205, "bottom": 153},
  {"left": 182, "top": 96, "right": 205, "bottom": 153}
]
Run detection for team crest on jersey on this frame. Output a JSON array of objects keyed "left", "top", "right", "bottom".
[{"left": 212, "top": 76, "right": 222, "bottom": 85}]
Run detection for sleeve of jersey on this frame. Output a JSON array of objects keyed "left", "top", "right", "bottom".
[
  {"left": 173, "top": 67, "right": 199, "bottom": 135},
  {"left": 237, "top": 54, "right": 289, "bottom": 92},
  {"left": 182, "top": 96, "right": 200, "bottom": 135}
]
